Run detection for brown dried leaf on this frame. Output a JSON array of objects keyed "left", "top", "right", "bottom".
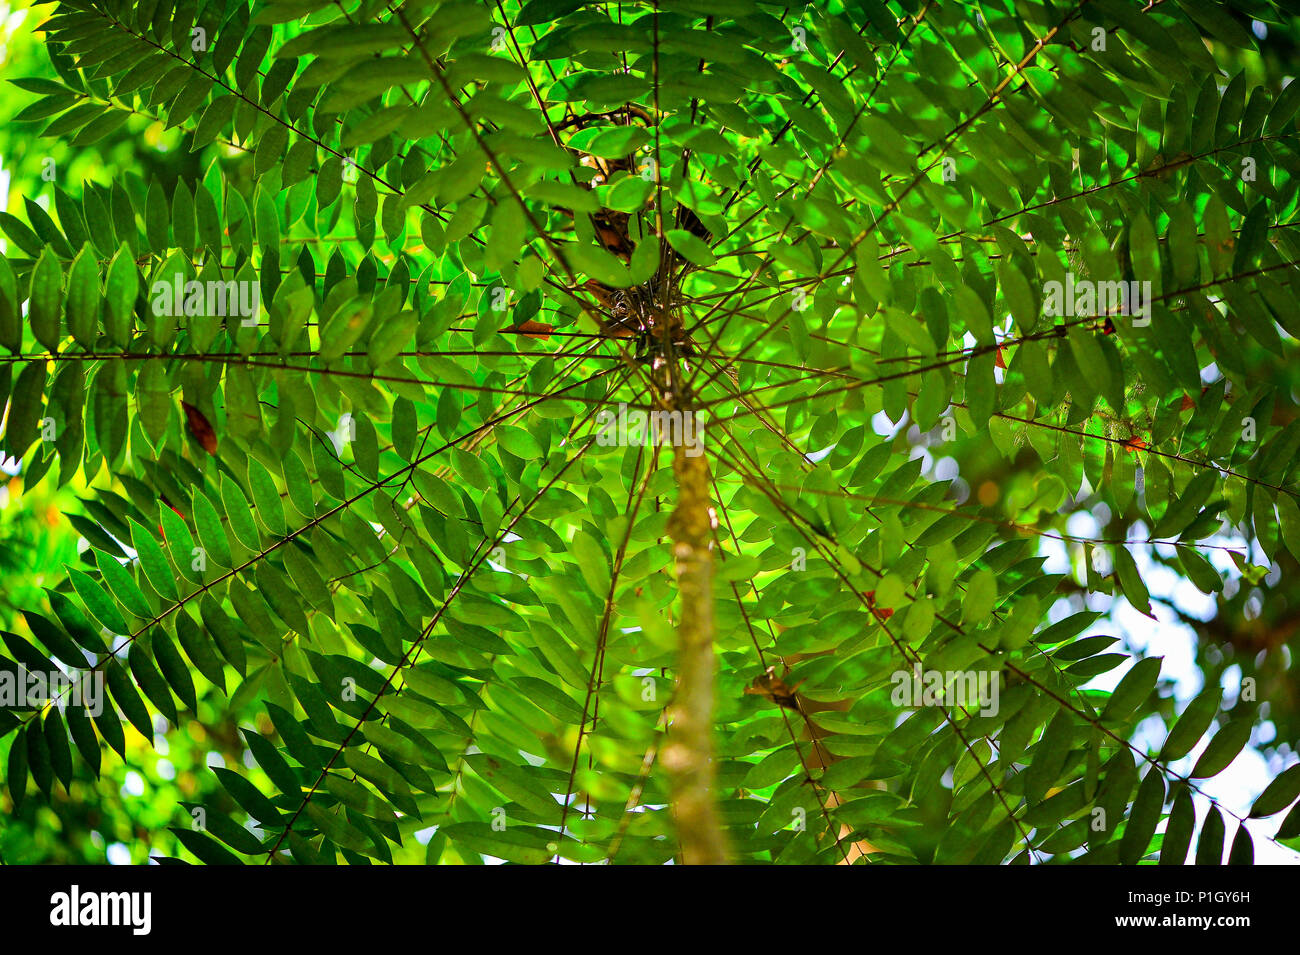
[
  {"left": 743, "top": 666, "right": 804, "bottom": 710},
  {"left": 181, "top": 401, "right": 218, "bottom": 454},
  {"left": 512, "top": 320, "right": 554, "bottom": 340}
]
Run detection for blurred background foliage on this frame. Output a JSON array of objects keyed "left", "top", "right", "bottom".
[{"left": 0, "top": 1, "right": 234, "bottom": 862}]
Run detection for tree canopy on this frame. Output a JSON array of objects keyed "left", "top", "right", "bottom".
[{"left": 1, "top": 0, "right": 1300, "bottom": 865}]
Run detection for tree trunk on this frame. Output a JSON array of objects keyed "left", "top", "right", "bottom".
[
  {"left": 664, "top": 436, "right": 729, "bottom": 864},
  {"left": 651, "top": 317, "right": 727, "bottom": 863}
]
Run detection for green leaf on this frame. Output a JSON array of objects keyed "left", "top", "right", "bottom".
[
  {"left": 172, "top": 827, "right": 245, "bottom": 865},
  {"left": 440, "top": 822, "right": 558, "bottom": 864},
  {"left": 664, "top": 229, "right": 717, "bottom": 268},
  {"left": 1190, "top": 719, "right": 1253, "bottom": 779},
  {"left": 65, "top": 567, "right": 130, "bottom": 635},
  {"left": 213, "top": 767, "right": 282, "bottom": 826},
  {"left": 1099, "top": 657, "right": 1161, "bottom": 725},
  {"left": 221, "top": 475, "right": 262, "bottom": 550},
  {"left": 129, "top": 518, "right": 178, "bottom": 601},
  {"left": 1111, "top": 545, "right": 1152, "bottom": 617},
  {"left": 22, "top": 610, "right": 86, "bottom": 669},
  {"left": 4, "top": 361, "right": 46, "bottom": 460},
  {"left": 1249, "top": 763, "right": 1300, "bottom": 817},
  {"left": 151, "top": 627, "right": 198, "bottom": 711},
  {"left": 961, "top": 568, "right": 996, "bottom": 626},
  {"left": 128, "top": 641, "right": 178, "bottom": 725},
  {"left": 28, "top": 247, "right": 63, "bottom": 351},
  {"left": 104, "top": 244, "right": 138, "bottom": 346},
  {"left": 495, "top": 424, "right": 542, "bottom": 459},
  {"left": 94, "top": 551, "right": 152, "bottom": 618},
  {"left": 246, "top": 459, "right": 287, "bottom": 537},
  {"left": 0, "top": 255, "right": 20, "bottom": 352},
  {"left": 1159, "top": 786, "right": 1195, "bottom": 865},
  {"left": 1195, "top": 806, "right": 1225, "bottom": 865},
  {"left": 175, "top": 613, "right": 227, "bottom": 693},
  {"left": 7, "top": 733, "right": 29, "bottom": 811},
  {"left": 1119, "top": 768, "right": 1165, "bottom": 864},
  {"left": 65, "top": 244, "right": 100, "bottom": 347},
  {"left": 43, "top": 708, "right": 74, "bottom": 789},
  {"left": 193, "top": 96, "right": 236, "bottom": 147},
  {"left": 1023, "top": 712, "right": 1073, "bottom": 805},
  {"left": 105, "top": 658, "right": 153, "bottom": 739},
  {"left": 1161, "top": 684, "right": 1222, "bottom": 761}
]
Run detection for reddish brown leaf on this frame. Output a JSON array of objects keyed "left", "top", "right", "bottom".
[
  {"left": 601, "top": 317, "right": 639, "bottom": 339},
  {"left": 512, "top": 320, "right": 554, "bottom": 340},
  {"left": 1123, "top": 436, "right": 1147, "bottom": 453},
  {"left": 181, "top": 401, "right": 218, "bottom": 455}
]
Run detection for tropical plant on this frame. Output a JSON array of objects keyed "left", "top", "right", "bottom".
[{"left": 2, "top": 0, "right": 1300, "bottom": 865}]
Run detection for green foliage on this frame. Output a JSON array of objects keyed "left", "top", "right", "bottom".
[{"left": 1, "top": 0, "right": 1299, "bottom": 864}]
